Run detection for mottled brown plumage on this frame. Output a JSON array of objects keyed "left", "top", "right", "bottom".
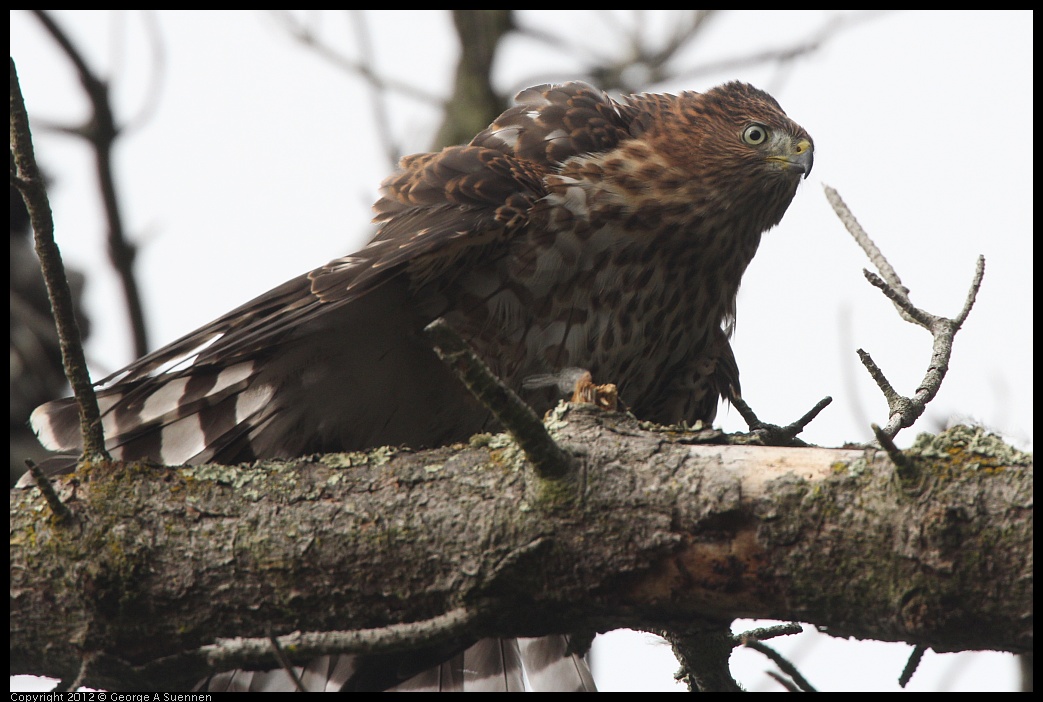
[{"left": 31, "top": 81, "right": 812, "bottom": 691}]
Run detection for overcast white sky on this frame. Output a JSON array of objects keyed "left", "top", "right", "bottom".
[{"left": 11, "top": 10, "right": 1030, "bottom": 692}]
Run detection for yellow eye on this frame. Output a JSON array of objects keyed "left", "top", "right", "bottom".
[{"left": 742, "top": 124, "right": 768, "bottom": 145}]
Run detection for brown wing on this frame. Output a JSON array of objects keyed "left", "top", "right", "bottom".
[{"left": 29, "top": 82, "right": 641, "bottom": 469}]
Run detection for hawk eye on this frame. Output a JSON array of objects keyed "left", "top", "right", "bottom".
[{"left": 742, "top": 124, "right": 768, "bottom": 145}]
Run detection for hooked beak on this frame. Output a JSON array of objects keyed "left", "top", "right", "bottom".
[{"left": 768, "top": 137, "right": 814, "bottom": 179}]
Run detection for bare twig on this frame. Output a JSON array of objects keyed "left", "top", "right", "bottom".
[
  {"left": 23, "top": 459, "right": 73, "bottom": 524},
  {"left": 516, "top": 11, "right": 887, "bottom": 96},
  {"left": 871, "top": 423, "right": 918, "bottom": 485},
  {"left": 736, "top": 622, "right": 804, "bottom": 642},
  {"left": 154, "top": 607, "right": 478, "bottom": 683},
  {"left": 11, "top": 57, "right": 109, "bottom": 462},
  {"left": 588, "top": 11, "right": 718, "bottom": 91},
  {"left": 862, "top": 269, "right": 926, "bottom": 326},
  {"left": 856, "top": 349, "right": 901, "bottom": 406},
  {"left": 424, "top": 318, "right": 574, "bottom": 481},
  {"left": 824, "top": 185, "right": 985, "bottom": 440},
  {"left": 268, "top": 11, "right": 444, "bottom": 107},
  {"left": 955, "top": 255, "right": 986, "bottom": 327},
  {"left": 672, "top": 11, "right": 891, "bottom": 87},
  {"left": 266, "top": 627, "right": 307, "bottom": 692},
  {"left": 732, "top": 394, "right": 832, "bottom": 445},
  {"left": 766, "top": 670, "right": 801, "bottom": 692},
  {"left": 30, "top": 10, "right": 150, "bottom": 358},
  {"left": 824, "top": 175, "right": 908, "bottom": 301},
  {"left": 119, "top": 11, "right": 168, "bottom": 134},
  {"left": 741, "top": 636, "right": 817, "bottom": 692},
  {"left": 511, "top": 11, "right": 711, "bottom": 93},
  {"left": 348, "top": 10, "right": 401, "bottom": 166},
  {"left": 899, "top": 644, "right": 927, "bottom": 688},
  {"left": 83, "top": 606, "right": 480, "bottom": 689}
]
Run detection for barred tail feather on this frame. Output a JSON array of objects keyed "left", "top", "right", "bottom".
[
  {"left": 462, "top": 638, "right": 525, "bottom": 691},
  {"left": 198, "top": 637, "right": 592, "bottom": 692},
  {"left": 519, "top": 635, "right": 597, "bottom": 692},
  {"left": 390, "top": 638, "right": 525, "bottom": 691},
  {"left": 29, "top": 361, "right": 274, "bottom": 466},
  {"left": 390, "top": 636, "right": 591, "bottom": 692}
]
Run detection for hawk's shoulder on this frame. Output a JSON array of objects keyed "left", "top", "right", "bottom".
[
  {"left": 471, "top": 81, "right": 636, "bottom": 168},
  {"left": 318, "top": 82, "right": 639, "bottom": 305}
]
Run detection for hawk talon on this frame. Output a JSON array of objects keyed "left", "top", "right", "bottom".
[
  {"left": 569, "top": 372, "right": 619, "bottom": 412},
  {"left": 523, "top": 367, "right": 620, "bottom": 412}
]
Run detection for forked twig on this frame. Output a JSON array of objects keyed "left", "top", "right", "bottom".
[{"left": 824, "top": 186, "right": 985, "bottom": 440}]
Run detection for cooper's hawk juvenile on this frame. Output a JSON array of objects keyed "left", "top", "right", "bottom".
[{"left": 31, "top": 81, "right": 813, "bottom": 691}]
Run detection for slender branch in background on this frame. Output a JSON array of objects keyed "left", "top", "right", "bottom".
[
  {"left": 513, "top": 10, "right": 887, "bottom": 96},
  {"left": 746, "top": 628, "right": 814, "bottom": 692},
  {"left": 279, "top": 10, "right": 511, "bottom": 156},
  {"left": 513, "top": 10, "right": 716, "bottom": 93},
  {"left": 645, "top": 10, "right": 716, "bottom": 68},
  {"left": 824, "top": 185, "right": 985, "bottom": 440},
  {"left": 673, "top": 11, "right": 892, "bottom": 87},
  {"left": 267, "top": 11, "right": 445, "bottom": 106},
  {"left": 598, "top": 10, "right": 717, "bottom": 89},
  {"left": 348, "top": 10, "right": 402, "bottom": 166},
  {"left": 118, "top": 11, "right": 168, "bottom": 133},
  {"left": 11, "top": 58, "right": 109, "bottom": 462},
  {"left": 30, "top": 9, "right": 151, "bottom": 358}
]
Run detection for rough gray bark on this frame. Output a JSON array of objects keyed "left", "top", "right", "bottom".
[{"left": 10, "top": 406, "right": 1032, "bottom": 691}]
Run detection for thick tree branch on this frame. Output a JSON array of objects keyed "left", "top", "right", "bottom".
[{"left": 11, "top": 409, "right": 1032, "bottom": 691}]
